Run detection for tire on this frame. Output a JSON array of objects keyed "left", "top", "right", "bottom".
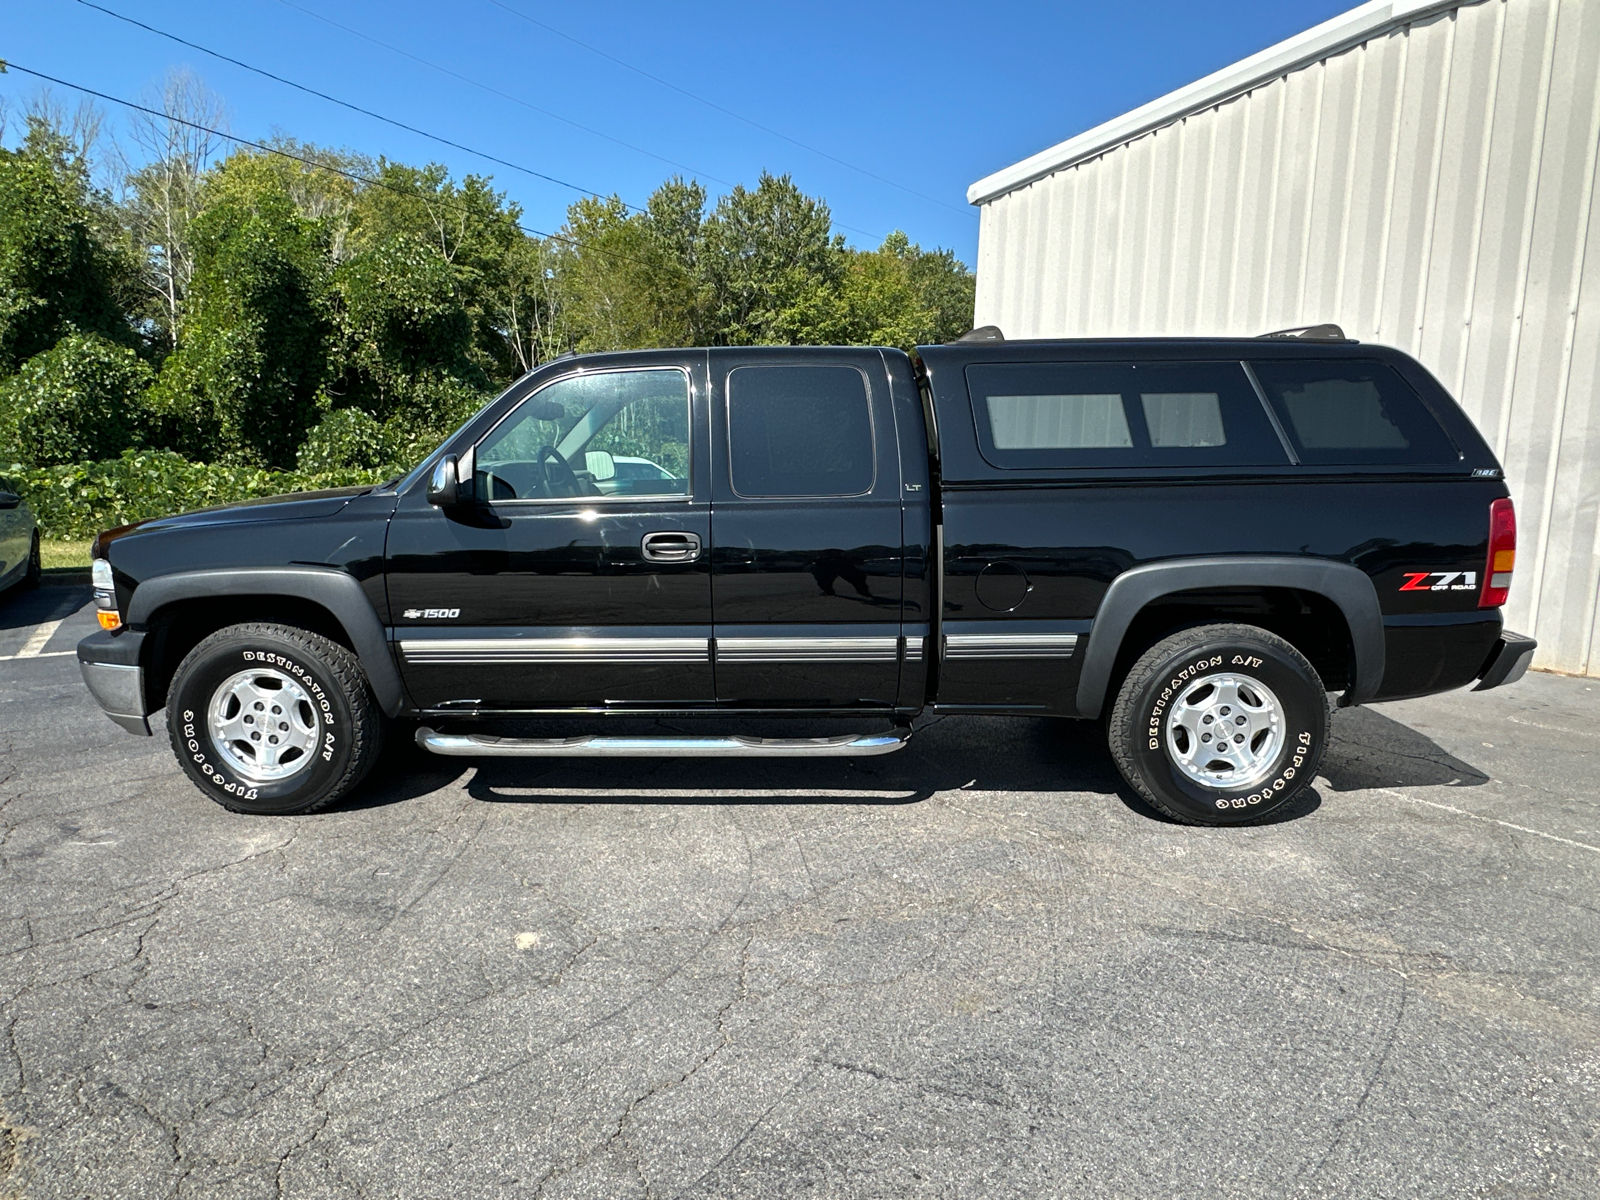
[
  {"left": 1107, "top": 623, "right": 1330, "bottom": 826},
  {"left": 22, "top": 532, "right": 41, "bottom": 590},
  {"left": 165, "top": 622, "right": 384, "bottom": 815}
]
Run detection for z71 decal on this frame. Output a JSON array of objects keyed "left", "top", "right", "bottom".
[{"left": 1400, "top": 571, "right": 1477, "bottom": 592}]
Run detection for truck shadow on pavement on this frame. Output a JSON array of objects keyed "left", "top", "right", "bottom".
[
  {"left": 343, "top": 705, "right": 1487, "bottom": 826},
  {"left": 1321, "top": 705, "right": 1490, "bottom": 791}
]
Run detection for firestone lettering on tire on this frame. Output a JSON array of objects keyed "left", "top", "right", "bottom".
[
  {"left": 178, "top": 706, "right": 261, "bottom": 801},
  {"left": 1214, "top": 730, "right": 1312, "bottom": 810}
]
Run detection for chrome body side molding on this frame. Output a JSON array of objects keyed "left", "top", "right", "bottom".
[
  {"left": 943, "top": 624, "right": 1080, "bottom": 659},
  {"left": 714, "top": 636, "right": 900, "bottom": 663},
  {"left": 400, "top": 636, "right": 709, "bottom": 664}
]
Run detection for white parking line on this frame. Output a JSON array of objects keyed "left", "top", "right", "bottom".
[
  {"left": 15, "top": 617, "right": 67, "bottom": 658},
  {"left": 0, "top": 649, "right": 75, "bottom": 662},
  {"left": 1377, "top": 787, "right": 1600, "bottom": 855}
]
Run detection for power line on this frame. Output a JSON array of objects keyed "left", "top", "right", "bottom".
[
  {"left": 0, "top": 61, "right": 664, "bottom": 274},
  {"left": 483, "top": 0, "right": 969, "bottom": 217},
  {"left": 262, "top": 0, "right": 889, "bottom": 244},
  {"left": 69, "top": 0, "right": 638, "bottom": 210},
  {"left": 263, "top": 0, "right": 736, "bottom": 192}
]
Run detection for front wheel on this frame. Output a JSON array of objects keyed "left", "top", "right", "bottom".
[
  {"left": 1107, "top": 623, "right": 1330, "bottom": 826},
  {"left": 165, "top": 622, "right": 384, "bottom": 814}
]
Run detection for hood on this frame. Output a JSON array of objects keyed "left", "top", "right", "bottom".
[{"left": 93, "top": 486, "right": 374, "bottom": 555}]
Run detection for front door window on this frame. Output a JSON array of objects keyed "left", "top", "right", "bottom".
[{"left": 476, "top": 369, "right": 691, "bottom": 502}]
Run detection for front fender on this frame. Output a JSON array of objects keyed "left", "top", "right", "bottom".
[{"left": 126, "top": 567, "right": 405, "bottom": 717}]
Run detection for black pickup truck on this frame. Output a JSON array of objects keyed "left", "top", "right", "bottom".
[{"left": 76, "top": 329, "right": 1535, "bottom": 825}]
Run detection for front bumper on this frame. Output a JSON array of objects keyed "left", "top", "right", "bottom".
[
  {"left": 1473, "top": 630, "right": 1537, "bottom": 692},
  {"left": 76, "top": 629, "right": 151, "bottom": 735}
]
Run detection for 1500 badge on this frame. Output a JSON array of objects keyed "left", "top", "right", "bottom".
[
  {"left": 403, "top": 608, "right": 461, "bottom": 619},
  {"left": 1400, "top": 571, "right": 1477, "bottom": 592}
]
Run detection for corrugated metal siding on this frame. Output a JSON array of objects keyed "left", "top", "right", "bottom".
[{"left": 973, "top": 0, "right": 1600, "bottom": 674}]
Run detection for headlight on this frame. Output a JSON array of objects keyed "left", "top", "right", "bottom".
[{"left": 91, "top": 558, "right": 122, "bottom": 629}]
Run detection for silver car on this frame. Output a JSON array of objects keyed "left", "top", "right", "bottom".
[{"left": 0, "top": 475, "right": 40, "bottom": 592}]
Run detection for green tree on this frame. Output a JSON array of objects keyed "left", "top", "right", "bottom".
[
  {"left": 345, "top": 160, "right": 523, "bottom": 385},
  {"left": 840, "top": 231, "right": 977, "bottom": 349},
  {"left": 330, "top": 231, "right": 479, "bottom": 417},
  {"left": 142, "top": 152, "right": 332, "bottom": 466},
  {"left": 555, "top": 190, "right": 703, "bottom": 353},
  {"left": 699, "top": 172, "right": 847, "bottom": 346},
  {"left": 901, "top": 236, "right": 977, "bottom": 345},
  {"left": 295, "top": 405, "right": 400, "bottom": 472},
  {"left": 0, "top": 330, "right": 153, "bottom": 465},
  {"left": 0, "top": 118, "right": 136, "bottom": 373}
]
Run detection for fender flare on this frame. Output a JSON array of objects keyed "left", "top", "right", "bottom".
[
  {"left": 1073, "top": 556, "right": 1385, "bottom": 719},
  {"left": 126, "top": 567, "right": 406, "bottom": 717}
]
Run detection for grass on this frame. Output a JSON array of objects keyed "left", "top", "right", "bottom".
[{"left": 41, "top": 539, "right": 93, "bottom": 570}]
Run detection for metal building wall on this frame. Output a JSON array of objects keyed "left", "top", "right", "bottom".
[{"left": 973, "top": 0, "right": 1600, "bottom": 674}]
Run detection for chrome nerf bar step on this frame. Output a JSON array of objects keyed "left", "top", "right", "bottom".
[{"left": 414, "top": 727, "right": 911, "bottom": 758}]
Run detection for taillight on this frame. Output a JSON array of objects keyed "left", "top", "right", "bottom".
[{"left": 1480, "top": 497, "right": 1516, "bottom": 608}]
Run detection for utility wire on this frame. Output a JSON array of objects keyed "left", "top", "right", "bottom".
[
  {"left": 264, "top": 0, "right": 887, "bottom": 244},
  {"left": 0, "top": 61, "right": 662, "bottom": 273},
  {"left": 69, "top": 0, "right": 639, "bottom": 210},
  {"left": 262, "top": 0, "right": 735, "bottom": 191},
  {"left": 483, "top": 0, "right": 969, "bottom": 216}
]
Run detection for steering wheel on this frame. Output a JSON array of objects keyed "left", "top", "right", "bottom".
[{"left": 537, "top": 444, "right": 581, "bottom": 498}]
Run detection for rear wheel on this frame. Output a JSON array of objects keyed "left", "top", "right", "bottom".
[
  {"left": 1107, "top": 623, "right": 1330, "bottom": 825},
  {"left": 165, "top": 622, "right": 383, "bottom": 814}
]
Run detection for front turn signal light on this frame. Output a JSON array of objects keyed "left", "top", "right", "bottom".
[
  {"left": 97, "top": 610, "right": 122, "bottom": 631},
  {"left": 1480, "top": 497, "right": 1516, "bottom": 608}
]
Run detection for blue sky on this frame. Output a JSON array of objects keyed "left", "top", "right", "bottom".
[{"left": 3, "top": 0, "right": 1351, "bottom": 265}]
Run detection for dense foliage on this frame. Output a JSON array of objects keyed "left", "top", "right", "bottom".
[
  {"left": 0, "top": 331, "right": 153, "bottom": 465},
  {"left": 14, "top": 449, "right": 387, "bottom": 540},
  {"left": 0, "top": 92, "right": 975, "bottom": 535}
]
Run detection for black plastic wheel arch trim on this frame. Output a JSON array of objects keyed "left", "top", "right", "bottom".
[
  {"left": 123, "top": 567, "right": 406, "bottom": 717},
  {"left": 1074, "top": 556, "right": 1386, "bottom": 720}
]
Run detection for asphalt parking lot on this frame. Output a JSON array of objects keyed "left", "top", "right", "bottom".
[{"left": 1, "top": 586, "right": 1597, "bottom": 1199}]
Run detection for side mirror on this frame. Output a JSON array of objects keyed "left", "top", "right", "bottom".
[
  {"left": 0, "top": 492, "right": 20, "bottom": 511},
  {"left": 427, "top": 447, "right": 477, "bottom": 508},
  {"left": 427, "top": 455, "right": 459, "bottom": 507},
  {"left": 584, "top": 450, "right": 616, "bottom": 481},
  {"left": 427, "top": 451, "right": 477, "bottom": 508}
]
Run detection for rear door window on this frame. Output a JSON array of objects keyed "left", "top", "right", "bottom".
[
  {"left": 1248, "top": 359, "right": 1459, "bottom": 466},
  {"left": 967, "top": 362, "right": 1288, "bottom": 469},
  {"left": 728, "top": 365, "right": 874, "bottom": 497}
]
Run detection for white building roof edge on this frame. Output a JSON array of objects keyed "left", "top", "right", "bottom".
[{"left": 966, "top": 0, "right": 1474, "bottom": 207}]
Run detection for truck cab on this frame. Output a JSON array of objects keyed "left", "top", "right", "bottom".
[{"left": 386, "top": 347, "right": 928, "bottom": 716}]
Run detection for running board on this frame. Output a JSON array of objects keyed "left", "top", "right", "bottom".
[{"left": 414, "top": 726, "right": 911, "bottom": 758}]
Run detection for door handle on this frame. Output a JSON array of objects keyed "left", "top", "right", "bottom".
[{"left": 641, "top": 531, "right": 702, "bottom": 563}]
